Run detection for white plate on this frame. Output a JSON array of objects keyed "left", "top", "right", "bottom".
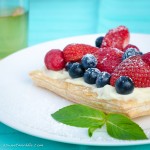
[{"left": 0, "top": 34, "right": 150, "bottom": 146}]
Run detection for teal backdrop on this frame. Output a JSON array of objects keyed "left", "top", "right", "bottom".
[
  {"left": 28, "top": 0, "right": 150, "bottom": 46},
  {"left": 1, "top": 0, "right": 150, "bottom": 149}
]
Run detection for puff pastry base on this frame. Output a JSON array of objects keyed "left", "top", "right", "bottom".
[{"left": 29, "top": 70, "right": 150, "bottom": 118}]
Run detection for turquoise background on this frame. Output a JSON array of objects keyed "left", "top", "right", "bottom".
[
  {"left": 28, "top": 0, "right": 150, "bottom": 46},
  {"left": 1, "top": 0, "right": 150, "bottom": 149}
]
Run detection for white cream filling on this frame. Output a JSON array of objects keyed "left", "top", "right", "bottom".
[
  {"left": 43, "top": 68, "right": 71, "bottom": 79},
  {"left": 42, "top": 68, "right": 150, "bottom": 101}
]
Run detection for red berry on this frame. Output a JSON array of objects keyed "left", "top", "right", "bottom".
[
  {"left": 93, "top": 47, "right": 123, "bottom": 74},
  {"left": 110, "top": 56, "right": 150, "bottom": 87},
  {"left": 123, "top": 44, "right": 140, "bottom": 52},
  {"left": 101, "top": 26, "right": 130, "bottom": 51},
  {"left": 44, "top": 49, "right": 66, "bottom": 71},
  {"left": 63, "top": 44, "right": 99, "bottom": 62},
  {"left": 142, "top": 52, "right": 150, "bottom": 66}
]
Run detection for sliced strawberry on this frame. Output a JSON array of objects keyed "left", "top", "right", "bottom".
[
  {"left": 142, "top": 52, "right": 150, "bottom": 66},
  {"left": 101, "top": 26, "right": 130, "bottom": 51},
  {"left": 94, "top": 47, "right": 123, "bottom": 74},
  {"left": 110, "top": 56, "right": 150, "bottom": 87},
  {"left": 63, "top": 44, "right": 99, "bottom": 62},
  {"left": 123, "top": 44, "right": 140, "bottom": 52}
]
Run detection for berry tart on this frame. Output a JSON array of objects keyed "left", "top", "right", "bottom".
[{"left": 30, "top": 26, "right": 150, "bottom": 118}]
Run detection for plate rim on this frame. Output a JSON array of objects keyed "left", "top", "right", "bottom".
[
  {"left": 0, "top": 33, "right": 150, "bottom": 146},
  {"left": 1, "top": 118, "right": 150, "bottom": 147}
]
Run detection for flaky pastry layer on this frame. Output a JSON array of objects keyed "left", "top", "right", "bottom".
[{"left": 29, "top": 70, "right": 150, "bottom": 118}]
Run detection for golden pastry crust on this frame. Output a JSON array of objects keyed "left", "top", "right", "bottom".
[{"left": 29, "top": 70, "right": 150, "bottom": 118}]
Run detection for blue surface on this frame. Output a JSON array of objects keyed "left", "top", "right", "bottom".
[
  {"left": 1, "top": 0, "right": 150, "bottom": 149},
  {"left": 28, "top": 0, "right": 100, "bottom": 45},
  {"left": 28, "top": 0, "right": 150, "bottom": 46}
]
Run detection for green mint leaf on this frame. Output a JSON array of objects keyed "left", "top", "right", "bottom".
[
  {"left": 106, "top": 114, "right": 148, "bottom": 140},
  {"left": 88, "top": 124, "right": 104, "bottom": 137},
  {"left": 51, "top": 104, "right": 106, "bottom": 128}
]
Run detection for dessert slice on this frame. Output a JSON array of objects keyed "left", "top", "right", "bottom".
[
  {"left": 30, "top": 26, "right": 150, "bottom": 118},
  {"left": 30, "top": 69, "right": 150, "bottom": 119}
]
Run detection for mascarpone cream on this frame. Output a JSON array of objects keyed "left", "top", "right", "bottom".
[{"left": 43, "top": 68, "right": 150, "bottom": 102}]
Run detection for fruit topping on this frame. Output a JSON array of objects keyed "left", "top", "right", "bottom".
[
  {"left": 68, "top": 62, "right": 84, "bottom": 78},
  {"left": 142, "top": 52, "right": 150, "bottom": 66},
  {"left": 65, "top": 62, "right": 73, "bottom": 71},
  {"left": 101, "top": 26, "right": 130, "bottom": 50},
  {"left": 115, "top": 76, "right": 134, "bottom": 95},
  {"left": 81, "top": 54, "right": 97, "bottom": 69},
  {"left": 63, "top": 44, "right": 99, "bottom": 62},
  {"left": 44, "top": 49, "right": 66, "bottom": 71},
  {"left": 83, "top": 68, "right": 101, "bottom": 84},
  {"left": 96, "top": 72, "right": 111, "bottom": 88},
  {"left": 94, "top": 47, "right": 123, "bottom": 73},
  {"left": 44, "top": 25, "right": 150, "bottom": 96},
  {"left": 122, "top": 48, "right": 142, "bottom": 61},
  {"left": 110, "top": 56, "right": 150, "bottom": 87},
  {"left": 95, "top": 36, "right": 104, "bottom": 48},
  {"left": 123, "top": 44, "right": 140, "bottom": 52}
]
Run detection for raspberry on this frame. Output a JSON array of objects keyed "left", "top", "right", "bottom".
[
  {"left": 123, "top": 44, "right": 140, "bottom": 52},
  {"left": 94, "top": 47, "right": 123, "bottom": 74},
  {"left": 101, "top": 26, "right": 130, "bottom": 50},
  {"left": 110, "top": 56, "right": 150, "bottom": 87},
  {"left": 63, "top": 44, "right": 99, "bottom": 62},
  {"left": 142, "top": 52, "right": 150, "bottom": 66},
  {"left": 44, "top": 49, "right": 66, "bottom": 71}
]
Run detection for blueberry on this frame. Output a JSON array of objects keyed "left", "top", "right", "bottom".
[
  {"left": 96, "top": 72, "right": 111, "bottom": 88},
  {"left": 115, "top": 76, "right": 134, "bottom": 95},
  {"left": 68, "top": 62, "right": 84, "bottom": 78},
  {"left": 84, "top": 68, "right": 101, "bottom": 84},
  {"left": 95, "top": 36, "right": 104, "bottom": 48},
  {"left": 65, "top": 62, "right": 73, "bottom": 71},
  {"left": 139, "top": 51, "right": 143, "bottom": 55},
  {"left": 122, "top": 48, "right": 142, "bottom": 61},
  {"left": 81, "top": 54, "right": 97, "bottom": 69}
]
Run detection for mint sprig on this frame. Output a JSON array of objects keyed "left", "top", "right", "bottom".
[
  {"left": 106, "top": 114, "right": 148, "bottom": 140},
  {"left": 88, "top": 126, "right": 101, "bottom": 137},
  {"left": 51, "top": 104, "right": 106, "bottom": 127},
  {"left": 51, "top": 104, "right": 148, "bottom": 140}
]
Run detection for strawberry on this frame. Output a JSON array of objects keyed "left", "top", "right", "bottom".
[
  {"left": 142, "top": 52, "right": 150, "bottom": 66},
  {"left": 63, "top": 44, "right": 99, "bottom": 62},
  {"left": 110, "top": 56, "right": 150, "bottom": 87},
  {"left": 93, "top": 47, "right": 123, "bottom": 74},
  {"left": 101, "top": 26, "right": 130, "bottom": 51},
  {"left": 123, "top": 44, "right": 140, "bottom": 52},
  {"left": 44, "top": 49, "right": 66, "bottom": 71}
]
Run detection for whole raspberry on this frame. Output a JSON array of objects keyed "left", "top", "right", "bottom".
[{"left": 44, "top": 49, "right": 66, "bottom": 71}]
